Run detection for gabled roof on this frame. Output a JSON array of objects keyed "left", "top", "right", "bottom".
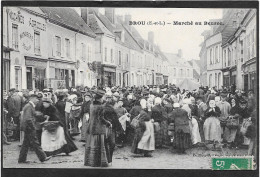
[
  {"left": 88, "top": 13, "right": 114, "bottom": 35},
  {"left": 40, "top": 7, "right": 96, "bottom": 38},
  {"left": 164, "top": 52, "right": 192, "bottom": 68}
]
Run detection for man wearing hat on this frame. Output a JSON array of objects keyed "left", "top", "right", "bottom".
[
  {"left": 7, "top": 88, "right": 23, "bottom": 141},
  {"left": 18, "top": 94, "right": 51, "bottom": 163}
]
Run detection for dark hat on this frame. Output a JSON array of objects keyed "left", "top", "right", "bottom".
[
  {"left": 42, "top": 97, "right": 53, "bottom": 103},
  {"left": 84, "top": 92, "right": 92, "bottom": 97},
  {"left": 164, "top": 98, "right": 172, "bottom": 103},
  {"left": 239, "top": 99, "right": 247, "bottom": 104},
  {"left": 9, "top": 88, "right": 16, "bottom": 92},
  {"left": 29, "top": 94, "right": 39, "bottom": 98},
  {"left": 96, "top": 89, "right": 105, "bottom": 97}
]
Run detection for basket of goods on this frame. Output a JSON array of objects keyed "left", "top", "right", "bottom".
[{"left": 42, "top": 121, "right": 60, "bottom": 132}]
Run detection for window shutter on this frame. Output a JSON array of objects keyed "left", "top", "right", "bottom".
[
  {"left": 52, "top": 36, "right": 56, "bottom": 57},
  {"left": 61, "top": 37, "right": 65, "bottom": 58}
]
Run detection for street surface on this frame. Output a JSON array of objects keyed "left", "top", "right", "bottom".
[{"left": 3, "top": 135, "right": 248, "bottom": 169}]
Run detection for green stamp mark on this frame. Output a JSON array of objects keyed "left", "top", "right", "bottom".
[{"left": 212, "top": 156, "right": 253, "bottom": 170}]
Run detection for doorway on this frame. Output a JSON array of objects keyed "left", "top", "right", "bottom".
[
  {"left": 26, "top": 67, "right": 33, "bottom": 90},
  {"left": 35, "top": 68, "right": 46, "bottom": 91}
]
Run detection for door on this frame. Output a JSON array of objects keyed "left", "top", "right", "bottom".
[
  {"left": 35, "top": 68, "right": 46, "bottom": 91},
  {"left": 65, "top": 70, "right": 69, "bottom": 89},
  {"left": 244, "top": 74, "right": 248, "bottom": 92},
  {"left": 71, "top": 70, "right": 75, "bottom": 88},
  {"left": 26, "top": 67, "right": 33, "bottom": 90}
]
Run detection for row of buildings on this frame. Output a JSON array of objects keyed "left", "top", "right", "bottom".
[
  {"left": 3, "top": 7, "right": 197, "bottom": 92},
  {"left": 200, "top": 9, "right": 257, "bottom": 93}
]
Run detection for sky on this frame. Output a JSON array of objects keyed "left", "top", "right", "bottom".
[{"left": 113, "top": 8, "right": 223, "bottom": 60}]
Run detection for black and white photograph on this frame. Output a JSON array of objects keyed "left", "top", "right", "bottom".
[{"left": 1, "top": 2, "right": 258, "bottom": 173}]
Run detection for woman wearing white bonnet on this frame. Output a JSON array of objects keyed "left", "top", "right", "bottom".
[
  {"left": 203, "top": 100, "right": 222, "bottom": 142},
  {"left": 131, "top": 99, "right": 155, "bottom": 157}
]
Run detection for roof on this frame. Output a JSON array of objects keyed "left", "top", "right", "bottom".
[
  {"left": 40, "top": 7, "right": 96, "bottom": 38},
  {"left": 193, "top": 69, "right": 200, "bottom": 79},
  {"left": 177, "top": 78, "right": 200, "bottom": 91},
  {"left": 164, "top": 52, "right": 192, "bottom": 68}
]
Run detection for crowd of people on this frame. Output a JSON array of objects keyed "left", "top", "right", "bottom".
[{"left": 2, "top": 83, "right": 257, "bottom": 167}]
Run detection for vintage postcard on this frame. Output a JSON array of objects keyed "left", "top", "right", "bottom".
[{"left": 1, "top": 1, "right": 258, "bottom": 176}]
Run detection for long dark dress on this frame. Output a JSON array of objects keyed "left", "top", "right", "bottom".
[
  {"left": 80, "top": 101, "right": 91, "bottom": 141},
  {"left": 168, "top": 108, "right": 191, "bottom": 153},
  {"left": 84, "top": 101, "right": 111, "bottom": 167},
  {"left": 151, "top": 105, "right": 167, "bottom": 148},
  {"left": 42, "top": 105, "right": 77, "bottom": 156}
]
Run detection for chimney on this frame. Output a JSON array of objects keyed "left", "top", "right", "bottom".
[
  {"left": 105, "top": 8, "right": 115, "bottom": 24},
  {"left": 178, "top": 49, "right": 183, "bottom": 58},
  {"left": 81, "top": 7, "right": 89, "bottom": 25},
  {"left": 148, "top": 31, "right": 154, "bottom": 44}
]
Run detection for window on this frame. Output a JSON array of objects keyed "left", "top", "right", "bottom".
[
  {"left": 240, "top": 40, "right": 244, "bottom": 63},
  {"left": 119, "top": 73, "right": 121, "bottom": 86},
  {"left": 104, "top": 47, "right": 107, "bottom": 62},
  {"left": 251, "top": 29, "right": 255, "bottom": 58},
  {"left": 131, "top": 54, "right": 134, "bottom": 67},
  {"left": 56, "top": 36, "right": 61, "bottom": 56},
  {"left": 126, "top": 54, "right": 129, "bottom": 64},
  {"left": 215, "top": 46, "right": 218, "bottom": 63},
  {"left": 65, "top": 38, "right": 70, "bottom": 58},
  {"left": 34, "top": 32, "right": 40, "bottom": 55},
  {"left": 111, "top": 49, "right": 113, "bottom": 63},
  {"left": 12, "top": 24, "right": 18, "bottom": 50},
  {"left": 81, "top": 43, "right": 86, "bottom": 61},
  {"left": 119, "top": 51, "right": 121, "bottom": 65},
  {"left": 218, "top": 73, "right": 221, "bottom": 89},
  {"left": 88, "top": 45, "right": 92, "bottom": 61},
  {"left": 228, "top": 49, "right": 231, "bottom": 66},
  {"left": 180, "top": 69, "right": 183, "bottom": 77},
  {"left": 224, "top": 50, "right": 227, "bottom": 67}
]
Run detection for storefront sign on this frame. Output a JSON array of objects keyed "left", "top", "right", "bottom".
[
  {"left": 223, "top": 71, "right": 229, "bottom": 76},
  {"left": 29, "top": 18, "right": 46, "bottom": 31},
  {"left": 103, "top": 67, "right": 116, "bottom": 73},
  {"left": 9, "top": 10, "right": 24, "bottom": 24},
  {"left": 20, "top": 32, "right": 33, "bottom": 51},
  {"left": 49, "top": 61, "right": 75, "bottom": 69},
  {"left": 25, "top": 59, "right": 47, "bottom": 69}
]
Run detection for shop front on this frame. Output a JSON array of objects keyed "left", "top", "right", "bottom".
[
  {"left": 3, "top": 49, "right": 12, "bottom": 92},
  {"left": 25, "top": 56, "right": 47, "bottom": 91},
  {"left": 242, "top": 58, "right": 256, "bottom": 93},
  {"left": 48, "top": 60, "right": 76, "bottom": 90},
  {"left": 156, "top": 73, "right": 163, "bottom": 85},
  {"left": 222, "top": 69, "right": 230, "bottom": 89},
  {"left": 102, "top": 64, "right": 116, "bottom": 87},
  {"left": 230, "top": 66, "right": 237, "bottom": 86},
  {"left": 163, "top": 75, "right": 169, "bottom": 85}
]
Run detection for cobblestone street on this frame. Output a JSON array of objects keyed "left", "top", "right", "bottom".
[{"left": 3, "top": 135, "right": 248, "bottom": 169}]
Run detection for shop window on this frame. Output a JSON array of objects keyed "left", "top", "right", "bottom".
[
  {"left": 12, "top": 24, "right": 18, "bottom": 50},
  {"left": 65, "top": 38, "right": 70, "bottom": 58},
  {"left": 34, "top": 31, "right": 41, "bottom": 55},
  {"left": 56, "top": 36, "right": 61, "bottom": 56}
]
